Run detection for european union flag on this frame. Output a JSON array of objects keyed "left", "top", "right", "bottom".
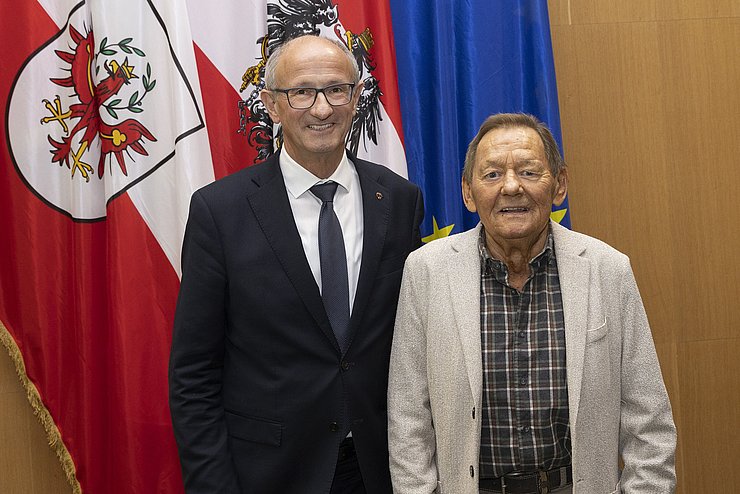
[{"left": 390, "top": 0, "right": 571, "bottom": 241}]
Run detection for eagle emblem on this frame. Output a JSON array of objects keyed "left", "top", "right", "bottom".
[
  {"left": 6, "top": 1, "right": 204, "bottom": 221},
  {"left": 43, "top": 25, "right": 157, "bottom": 183}
]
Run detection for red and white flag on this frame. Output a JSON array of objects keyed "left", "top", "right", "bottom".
[{"left": 0, "top": 0, "right": 406, "bottom": 492}]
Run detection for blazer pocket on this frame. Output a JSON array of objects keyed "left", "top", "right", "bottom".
[
  {"left": 225, "top": 411, "right": 282, "bottom": 446},
  {"left": 586, "top": 317, "right": 608, "bottom": 343}
]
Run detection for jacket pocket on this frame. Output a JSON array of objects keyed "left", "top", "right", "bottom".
[
  {"left": 225, "top": 411, "right": 282, "bottom": 446},
  {"left": 586, "top": 317, "right": 608, "bottom": 343}
]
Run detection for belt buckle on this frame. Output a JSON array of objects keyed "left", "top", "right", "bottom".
[{"left": 537, "top": 470, "right": 550, "bottom": 494}]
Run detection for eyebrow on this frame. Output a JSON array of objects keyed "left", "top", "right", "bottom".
[{"left": 482, "top": 157, "right": 543, "bottom": 167}]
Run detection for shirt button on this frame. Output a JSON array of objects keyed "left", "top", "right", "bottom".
[
  {"left": 518, "top": 425, "right": 530, "bottom": 433},
  {"left": 329, "top": 421, "right": 339, "bottom": 432},
  {"left": 518, "top": 330, "right": 526, "bottom": 338},
  {"left": 519, "top": 377, "right": 527, "bottom": 385}
]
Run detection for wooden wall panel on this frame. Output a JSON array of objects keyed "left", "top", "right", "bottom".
[
  {"left": 568, "top": 0, "right": 739, "bottom": 23},
  {"left": 659, "top": 18, "right": 740, "bottom": 343},
  {"left": 549, "top": 0, "right": 740, "bottom": 492},
  {"left": 0, "top": 351, "right": 69, "bottom": 493},
  {"left": 551, "top": 20, "right": 681, "bottom": 345},
  {"left": 569, "top": 0, "right": 658, "bottom": 24},
  {"left": 676, "top": 338, "right": 740, "bottom": 492},
  {"left": 548, "top": 0, "right": 570, "bottom": 26}
]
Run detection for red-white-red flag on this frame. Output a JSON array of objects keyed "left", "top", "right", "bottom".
[{"left": 1, "top": 0, "right": 406, "bottom": 492}]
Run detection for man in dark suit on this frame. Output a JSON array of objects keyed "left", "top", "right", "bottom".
[{"left": 169, "top": 35, "right": 424, "bottom": 493}]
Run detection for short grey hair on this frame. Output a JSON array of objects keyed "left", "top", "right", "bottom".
[
  {"left": 462, "top": 113, "right": 567, "bottom": 183},
  {"left": 263, "top": 35, "right": 360, "bottom": 90}
]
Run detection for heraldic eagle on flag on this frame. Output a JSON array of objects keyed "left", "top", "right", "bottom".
[{"left": 43, "top": 25, "right": 157, "bottom": 182}]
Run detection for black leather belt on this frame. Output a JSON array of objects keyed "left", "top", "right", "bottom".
[{"left": 479, "top": 465, "right": 572, "bottom": 494}]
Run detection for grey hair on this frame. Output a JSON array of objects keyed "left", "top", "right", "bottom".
[
  {"left": 462, "top": 113, "right": 567, "bottom": 183},
  {"left": 263, "top": 35, "right": 360, "bottom": 90}
]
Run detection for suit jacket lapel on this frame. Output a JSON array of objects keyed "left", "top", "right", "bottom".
[
  {"left": 347, "top": 158, "right": 390, "bottom": 347},
  {"left": 448, "top": 225, "right": 484, "bottom": 407},
  {"left": 552, "top": 221, "right": 598, "bottom": 431},
  {"left": 245, "top": 155, "right": 340, "bottom": 352}
]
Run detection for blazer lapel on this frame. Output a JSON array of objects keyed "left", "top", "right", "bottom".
[
  {"left": 245, "top": 156, "right": 340, "bottom": 352},
  {"left": 552, "top": 221, "right": 599, "bottom": 431},
  {"left": 448, "top": 225, "right": 484, "bottom": 407},
  {"left": 347, "top": 159, "right": 390, "bottom": 347}
]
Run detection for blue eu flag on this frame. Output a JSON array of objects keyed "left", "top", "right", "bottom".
[{"left": 390, "top": 0, "right": 571, "bottom": 241}]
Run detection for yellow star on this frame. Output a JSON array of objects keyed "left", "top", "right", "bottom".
[
  {"left": 422, "top": 216, "right": 455, "bottom": 243},
  {"left": 550, "top": 208, "right": 567, "bottom": 224}
]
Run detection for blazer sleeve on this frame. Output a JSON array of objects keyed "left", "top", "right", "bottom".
[
  {"left": 388, "top": 253, "right": 439, "bottom": 493},
  {"left": 617, "top": 260, "right": 677, "bottom": 492},
  {"left": 168, "top": 191, "right": 240, "bottom": 493}
]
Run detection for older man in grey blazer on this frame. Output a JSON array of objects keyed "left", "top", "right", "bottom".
[{"left": 388, "top": 113, "right": 676, "bottom": 494}]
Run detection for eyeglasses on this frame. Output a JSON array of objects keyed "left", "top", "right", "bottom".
[{"left": 271, "top": 83, "right": 357, "bottom": 109}]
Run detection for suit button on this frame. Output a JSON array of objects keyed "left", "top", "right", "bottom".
[
  {"left": 329, "top": 421, "right": 339, "bottom": 432},
  {"left": 470, "top": 465, "right": 475, "bottom": 477},
  {"left": 472, "top": 407, "right": 476, "bottom": 419},
  {"left": 341, "top": 360, "right": 351, "bottom": 371}
]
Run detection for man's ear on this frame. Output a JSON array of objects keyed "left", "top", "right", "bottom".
[
  {"left": 462, "top": 178, "right": 478, "bottom": 213},
  {"left": 553, "top": 168, "right": 568, "bottom": 207},
  {"left": 260, "top": 89, "right": 281, "bottom": 124}
]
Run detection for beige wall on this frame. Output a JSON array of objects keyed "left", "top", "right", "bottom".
[
  {"left": 548, "top": 0, "right": 740, "bottom": 492},
  {"left": 2, "top": 1, "right": 739, "bottom": 491}
]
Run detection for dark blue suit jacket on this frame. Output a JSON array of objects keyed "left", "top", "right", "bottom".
[{"left": 169, "top": 151, "right": 424, "bottom": 493}]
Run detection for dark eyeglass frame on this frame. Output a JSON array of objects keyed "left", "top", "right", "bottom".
[{"left": 271, "top": 82, "right": 357, "bottom": 109}]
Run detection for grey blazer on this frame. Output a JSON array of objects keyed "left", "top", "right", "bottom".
[{"left": 388, "top": 221, "right": 676, "bottom": 494}]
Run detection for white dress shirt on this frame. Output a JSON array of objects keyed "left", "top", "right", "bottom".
[{"left": 280, "top": 149, "right": 364, "bottom": 314}]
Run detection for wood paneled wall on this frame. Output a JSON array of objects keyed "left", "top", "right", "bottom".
[
  {"left": 1, "top": 1, "right": 738, "bottom": 491},
  {"left": 0, "top": 345, "right": 69, "bottom": 492},
  {"left": 548, "top": 0, "right": 740, "bottom": 492}
]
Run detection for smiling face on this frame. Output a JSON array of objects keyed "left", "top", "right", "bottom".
[
  {"left": 462, "top": 125, "right": 568, "bottom": 256},
  {"left": 261, "top": 37, "right": 360, "bottom": 176}
]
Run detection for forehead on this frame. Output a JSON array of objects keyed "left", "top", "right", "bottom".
[
  {"left": 476, "top": 126, "right": 546, "bottom": 164},
  {"left": 276, "top": 38, "right": 354, "bottom": 86}
]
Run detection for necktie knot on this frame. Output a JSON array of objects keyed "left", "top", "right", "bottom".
[{"left": 311, "top": 181, "right": 339, "bottom": 203}]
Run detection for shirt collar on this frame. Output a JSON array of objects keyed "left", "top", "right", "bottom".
[
  {"left": 478, "top": 226, "right": 556, "bottom": 275},
  {"left": 280, "top": 148, "right": 354, "bottom": 199}
]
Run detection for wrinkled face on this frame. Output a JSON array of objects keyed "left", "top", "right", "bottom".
[
  {"left": 261, "top": 37, "right": 360, "bottom": 170},
  {"left": 462, "top": 126, "right": 567, "bottom": 252}
]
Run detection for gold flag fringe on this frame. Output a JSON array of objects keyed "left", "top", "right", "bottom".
[{"left": 0, "top": 320, "right": 82, "bottom": 494}]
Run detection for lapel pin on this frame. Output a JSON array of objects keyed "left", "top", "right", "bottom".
[{"left": 376, "top": 192, "right": 383, "bottom": 200}]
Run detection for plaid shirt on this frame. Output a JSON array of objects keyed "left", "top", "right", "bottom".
[{"left": 478, "top": 228, "right": 572, "bottom": 479}]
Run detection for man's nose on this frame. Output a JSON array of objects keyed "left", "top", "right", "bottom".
[
  {"left": 310, "top": 91, "right": 334, "bottom": 118},
  {"left": 501, "top": 170, "right": 522, "bottom": 194}
]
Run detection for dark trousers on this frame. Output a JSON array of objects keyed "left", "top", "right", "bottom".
[{"left": 330, "top": 437, "right": 366, "bottom": 494}]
